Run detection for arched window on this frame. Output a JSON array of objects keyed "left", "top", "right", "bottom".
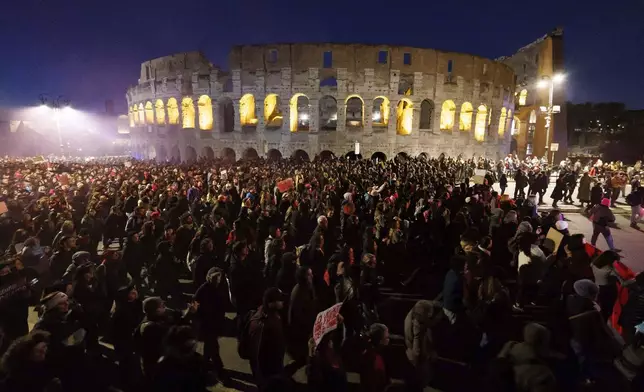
[
  {"left": 145, "top": 101, "right": 154, "bottom": 124},
  {"left": 372, "top": 97, "right": 390, "bottom": 127},
  {"left": 198, "top": 95, "right": 213, "bottom": 130},
  {"left": 289, "top": 94, "right": 310, "bottom": 132},
  {"left": 132, "top": 106, "right": 139, "bottom": 125},
  {"left": 440, "top": 100, "right": 456, "bottom": 130},
  {"left": 138, "top": 103, "right": 145, "bottom": 125},
  {"left": 167, "top": 98, "right": 179, "bottom": 125},
  {"left": 519, "top": 89, "right": 528, "bottom": 106},
  {"left": 474, "top": 105, "right": 487, "bottom": 142},
  {"left": 181, "top": 97, "right": 195, "bottom": 129},
  {"left": 345, "top": 95, "right": 364, "bottom": 128},
  {"left": 319, "top": 95, "right": 337, "bottom": 131},
  {"left": 128, "top": 106, "right": 135, "bottom": 127},
  {"left": 498, "top": 108, "right": 507, "bottom": 136},
  {"left": 459, "top": 102, "right": 474, "bottom": 131},
  {"left": 396, "top": 99, "right": 413, "bottom": 135},
  {"left": 529, "top": 110, "right": 537, "bottom": 124},
  {"left": 155, "top": 99, "right": 166, "bottom": 125},
  {"left": 264, "top": 94, "right": 283, "bottom": 129},
  {"left": 511, "top": 116, "right": 521, "bottom": 135},
  {"left": 239, "top": 94, "right": 257, "bottom": 127},
  {"left": 419, "top": 100, "right": 434, "bottom": 129}
]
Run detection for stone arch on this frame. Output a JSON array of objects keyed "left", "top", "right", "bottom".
[
  {"left": 319, "top": 95, "right": 337, "bottom": 131},
  {"left": 198, "top": 95, "right": 213, "bottom": 130},
  {"left": 157, "top": 145, "right": 168, "bottom": 162},
  {"left": 185, "top": 146, "right": 197, "bottom": 163},
  {"left": 396, "top": 98, "right": 414, "bottom": 135},
  {"left": 147, "top": 145, "right": 156, "bottom": 160},
  {"left": 474, "top": 105, "right": 488, "bottom": 142},
  {"left": 372, "top": 97, "right": 390, "bottom": 127},
  {"left": 345, "top": 95, "right": 364, "bottom": 129},
  {"left": 167, "top": 98, "right": 179, "bottom": 125},
  {"left": 289, "top": 94, "right": 310, "bottom": 132},
  {"left": 181, "top": 97, "right": 195, "bottom": 128},
  {"left": 345, "top": 151, "right": 362, "bottom": 160},
  {"left": 419, "top": 99, "right": 434, "bottom": 129},
  {"left": 518, "top": 89, "right": 528, "bottom": 106},
  {"left": 243, "top": 148, "right": 259, "bottom": 160},
  {"left": 145, "top": 101, "right": 154, "bottom": 124},
  {"left": 498, "top": 107, "right": 507, "bottom": 136},
  {"left": 170, "top": 145, "right": 181, "bottom": 162},
  {"left": 131, "top": 105, "right": 138, "bottom": 126},
  {"left": 267, "top": 149, "right": 282, "bottom": 161},
  {"left": 240, "top": 94, "right": 258, "bottom": 129},
  {"left": 138, "top": 103, "right": 145, "bottom": 124},
  {"left": 219, "top": 97, "right": 234, "bottom": 133},
  {"left": 201, "top": 146, "right": 215, "bottom": 160},
  {"left": 459, "top": 102, "right": 474, "bottom": 131},
  {"left": 291, "top": 149, "right": 310, "bottom": 161},
  {"left": 418, "top": 152, "right": 429, "bottom": 160},
  {"left": 221, "top": 147, "right": 236, "bottom": 162},
  {"left": 264, "top": 94, "right": 283, "bottom": 130},
  {"left": 319, "top": 150, "right": 335, "bottom": 161},
  {"left": 396, "top": 152, "right": 410, "bottom": 161},
  {"left": 440, "top": 100, "right": 456, "bottom": 131},
  {"left": 155, "top": 99, "right": 166, "bottom": 125},
  {"left": 371, "top": 151, "right": 387, "bottom": 161}
]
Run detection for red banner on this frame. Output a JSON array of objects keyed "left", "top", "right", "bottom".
[
  {"left": 277, "top": 178, "right": 294, "bottom": 193},
  {"left": 312, "top": 303, "right": 342, "bottom": 347}
]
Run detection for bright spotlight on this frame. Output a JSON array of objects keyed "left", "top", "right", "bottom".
[
  {"left": 537, "top": 80, "right": 549, "bottom": 89},
  {"left": 553, "top": 73, "right": 566, "bottom": 83},
  {"left": 299, "top": 113, "right": 309, "bottom": 121},
  {"left": 372, "top": 112, "right": 381, "bottom": 121}
]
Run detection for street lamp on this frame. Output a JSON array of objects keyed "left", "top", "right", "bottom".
[
  {"left": 536, "top": 74, "right": 565, "bottom": 164},
  {"left": 39, "top": 94, "right": 70, "bottom": 156}
]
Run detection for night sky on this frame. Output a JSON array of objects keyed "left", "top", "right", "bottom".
[{"left": 1, "top": 0, "right": 643, "bottom": 114}]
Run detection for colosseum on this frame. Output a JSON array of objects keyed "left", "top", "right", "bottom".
[{"left": 126, "top": 42, "right": 542, "bottom": 162}]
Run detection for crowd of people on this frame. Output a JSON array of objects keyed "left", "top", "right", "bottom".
[{"left": 0, "top": 153, "right": 643, "bottom": 392}]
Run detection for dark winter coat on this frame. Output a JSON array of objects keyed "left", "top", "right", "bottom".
[
  {"left": 578, "top": 175, "right": 592, "bottom": 202},
  {"left": 194, "top": 280, "right": 227, "bottom": 337},
  {"left": 287, "top": 282, "right": 317, "bottom": 359}
]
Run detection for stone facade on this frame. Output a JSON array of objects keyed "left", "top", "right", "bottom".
[{"left": 125, "top": 45, "right": 517, "bottom": 162}]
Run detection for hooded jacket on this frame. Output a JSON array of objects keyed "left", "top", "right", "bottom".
[{"left": 404, "top": 300, "right": 444, "bottom": 365}]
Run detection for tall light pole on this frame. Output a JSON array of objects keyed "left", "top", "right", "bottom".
[
  {"left": 39, "top": 94, "right": 70, "bottom": 156},
  {"left": 537, "top": 74, "right": 565, "bottom": 164}
]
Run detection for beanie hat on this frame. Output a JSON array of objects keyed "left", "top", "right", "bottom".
[
  {"left": 42, "top": 292, "right": 68, "bottom": 313},
  {"left": 601, "top": 198, "right": 611, "bottom": 207},
  {"left": 142, "top": 296, "right": 163, "bottom": 315},
  {"left": 573, "top": 279, "right": 599, "bottom": 300}
]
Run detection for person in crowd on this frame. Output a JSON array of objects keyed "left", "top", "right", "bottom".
[
  {"left": 591, "top": 250, "right": 620, "bottom": 321},
  {"left": 192, "top": 238, "right": 216, "bottom": 289},
  {"left": 308, "top": 330, "right": 348, "bottom": 392},
  {"left": 275, "top": 252, "right": 298, "bottom": 295},
  {"left": 589, "top": 198, "right": 620, "bottom": 252},
  {"left": 229, "top": 241, "right": 264, "bottom": 318},
  {"left": 0, "top": 331, "right": 60, "bottom": 392},
  {"left": 111, "top": 283, "right": 143, "bottom": 389},
  {"left": 578, "top": 172, "right": 592, "bottom": 209},
  {"left": 620, "top": 273, "right": 644, "bottom": 345},
  {"left": 49, "top": 236, "right": 77, "bottom": 282},
  {"left": 287, "top": 266, "right": 317, "bottom": 374},
  {"left": 442, "top": 255, "right": 466, "bottom": 324},
  {"left": 404, "top": 300, "right": 444, "bottom": 391},
  {"left": 626, "top": 186, "right": 643, "bottom": 230},
  {"left": 360, "top": 323, "right": 391, "bottom": 392},
  {"left": 249, "top": 287, "right": 286, "bottom": 390}
]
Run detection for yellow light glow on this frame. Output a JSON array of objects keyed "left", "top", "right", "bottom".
[
  {"left": 181, "top": 97, "right": 195, "bottom": 129},
  {"left": 396, "top": 99, "right": 413, "bottom": 135},
  {"left": 345, "top": 95, "right": 364, "bottom": 127},
  {"left": 512, "top": 116, "right": 521, "bottom": 135},
  {"left": 167, "top": 98, "right": 179, "bottom": 125},
  {"left": 198, "top": 95, "right": 213, "bottom": 130},
  {"left": 440, "top": 100, "right": 456, "bottom": 130},
  {"left": 128, "top": 107, "right": 135, "bottom": 127},
  {"left": 145, "top": 101, "right": 154, "bottom": 124},
  {"left": 474, "top": 105, "right": 487, "bottom": 142},
  {"left": 289, "top": 93, "right": 309, "bottom": 132},
  {"left": 132, "top": 106, "right": 139, "bottom": 125},
  {"left": 138, "top": 103, "right": 145, "bottom": 125},
  {"left": 498, "top": 107, "right": 507, "bottom": 136},
  {"left": 519, "top": 89, "right": 528, "bottom": 106},
  {"left": 459, "top": 102, "right": 473, "bottom": 131},
  {"left": 264, "top": 94, "right": 283, "bottom": 128},
  {"left": 240, "top": 94, "right": 258, "bottom": 127},
  {"left": 373, "top": 97, "right": 390, "bottom": 126},
  {"left": 155, "top": 99, "right": 166, "bottom": 125}
]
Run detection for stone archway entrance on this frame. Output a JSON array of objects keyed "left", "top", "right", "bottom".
[
  {"left": 371, "top": 151, "right": 387, "bottom": 162},
  {"left": 291, "top": 149, "right": 310, "bottom": 161},
  {"left": 319, "top": 150, "right": 335, "bottom": 161},
  {"left": 345, "top": 151, "right": 362, "bottom": 160},
  {"left": 202, "top": 146, "right": 215, "bottom": 160},
  {"left": 243, "top": 148, "right": 259, "bottom": 160},
  {"left": 221, "top": 147, "right": 236, "bottom": 162},
  {"left": 185, "top": 146, "right": 197, "bottom": 163},
  {"left": 267, "top": 149, "right": 282, "bottom": 161}
]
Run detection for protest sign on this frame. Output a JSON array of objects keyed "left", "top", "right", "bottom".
[
  {"left": 277, "top": 178, "right": 294, "bottom": 193},
  {"left": 312, "top": 303, "right": 342, "bottom": 347},
  {"left": 546, "top": 228, "right": 564, "bottom": 253}
]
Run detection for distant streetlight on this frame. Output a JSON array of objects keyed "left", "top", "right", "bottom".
[
  {"left": 39, "top": 94, "right": 70, "bottom": 156},
  {"left": 536, "top": 74, "right": 565, "bottom": 164}
]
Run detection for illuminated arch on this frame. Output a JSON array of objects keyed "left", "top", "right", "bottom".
[
  {"left": 519, "top": 89, "right": 528, "bottom": 106},
  {"left": 498, "top": 108, "right": 508, "bottom": 136},
  {"left": 396, "top": 98, "right": 413, "bottom": 135},
  {"left": 440, "top": 100, "right": 456, "bottom": 130},
  {"left": 155, "top": 99, "right": 166, "bottom": 125},
  {"left": 135, "top": 103, "right": 144, "bottom": 125},
  {"left": 181, "top": 97, "right": 195, "bottom": 128},
  {"left": 239, "top": 94, "right": 258, "bottom": 127},
  {"left": 529, "top": 110, "right": 537, "bottom": 124},
  {"left": 319, "top": 95, "right": 337, "bottom": 131},
  {"left": 145, "top": 101, "right": 154, "bottom": 124},
  {"left": 264, "top": 94, "right": 283, "bottom": 129},
  {"left": 459, "top": 102, "right": 474, "bottom": 131},
  {"left": 474, "top": 105, "right": 488, "bottom": 142},
  {"left": 511, "top": 116, "right": 521, "bottom": 135},
  {"left": 372, "top": 97, "right": 390, "bottom": 127},
  {"left": 198, "top": 95, "right": 213, "bottom": 130},
  {"left": 167, "top": 98, "right": 179, "bottom": 125},
  {"left": 419, "top": 100, "right": 434, "bottom": 129},
  {"left": 128, "top": 106, "right": 135, "bottom": 127},
  {"left": 345, "top": 95, "right": 364, "bottom": 128},
  {"left": 289, "top": 93, "right": 310, "bottom": 132}
]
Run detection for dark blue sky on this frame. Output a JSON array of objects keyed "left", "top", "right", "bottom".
[{"left": 1, "top": 0, "right": 643, "bottom": 114}]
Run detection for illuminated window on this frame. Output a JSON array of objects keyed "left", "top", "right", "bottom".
[
  {"left": 181, "top": 97, "right": 195, "bottom": 129},
  {"left": 396, "top": 99, "right": 413, "bottom": 135},
  {"left": 128, "top": 106, "right": 135, "bottom": 127},
  {"left": 323, "top": 51, "right": 332, "bottom": 68},
  {"left": 138, "top": 103, "right": 145, "bottom": 124},
  {"left": 155, "top": 99, "right": 166, "bottom": 125},
  {"left": 404, "top": 52, "right": 412, "bottom": 65},
  {"left": 419, "top": 100, "right": 434, "bottom": 129},
  {"left": 439, "top": 100, "right": 456, "bottom": 130},
  {"left": 459, "top": 102, "right": 474, "bottom": 131},
  {"left": 239, "top": 94, "right": 258, "bottom": 127},
  {"left": 372, "top": 97, "right": 390, "bottom": 127},
  {"left": 198, "top": 95, "right": 213, "bottom": 130},
  {"left": 498, "top": 108, "right": 507, "bottom": 136},
  {"left": 264, "top": 94, "right": 283, "bottom": 129},
  {"left": 511, "top": 116, "right": 521, "bottom": 135},
  {"left": 289, "top": 94, "right": 310, "bottom": 132},
  {"left": 167, "top": 98, "right": 179, "bottom": 125},
  {"left": 345, "top": 95, "right": 364, "bottom": 128},
  {"left": 529, "top": 109, "right": 537, "bottom": 124},
  {"left": 474, "top": 105, "right": 487, "bottom": 142},
  {"left": 145, "top": 101, "right": 154, "bottom": 124},
  {"left": 519, "top": 89, "right": 528, "bottom": 106},
  {"left": 378, "top": 50, "right": 388, "bottom": 64}
]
